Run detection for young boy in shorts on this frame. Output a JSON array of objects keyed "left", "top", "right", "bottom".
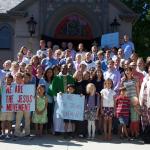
[
  {"left": 115, "top": 87, "right": 130, "bottom": 139},
  {"left": 0, "top": 74, "right": 14, "bottom": 139}
]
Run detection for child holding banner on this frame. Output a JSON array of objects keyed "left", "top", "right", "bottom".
[
  {"left": 85, "top": 83, "right": 100, "bottom": 140},
  {"left": 63, "top": 84, "right": 76, "bottom": 139},
  {"left": 32, "top": 84, "right": 48, "bottom": 136},
  {"left": 14, "top": 72, "right": 30, "bottom": 137},
  {"left": 0, "top": 74, "right": 14, "bottom": 139}
]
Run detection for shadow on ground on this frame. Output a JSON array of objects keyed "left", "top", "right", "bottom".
[{"left": 0, "top": 134, "right": 145, "bottom": 148}]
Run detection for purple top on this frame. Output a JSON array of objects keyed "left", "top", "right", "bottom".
[{"left": 85, "top": 95, "right": 100, "bottom": 109}]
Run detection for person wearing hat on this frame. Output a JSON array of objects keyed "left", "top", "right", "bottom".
[
  {"left": 63, "top": 84, "right": 76, "bottom": 138},
  {"left": 66, "top": 84, "right": 75, "bottom": 90}
]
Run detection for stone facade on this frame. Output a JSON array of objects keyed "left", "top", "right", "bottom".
[{"left": 0, "top": 0, "right": 137, "bottom": 66}]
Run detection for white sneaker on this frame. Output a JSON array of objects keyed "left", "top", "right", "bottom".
[
  {"left": 5, "top": 135, "right": 11, "bottom": 139},
  {"left": 87, "top": 136, "right": 91, "bottom": 140}
]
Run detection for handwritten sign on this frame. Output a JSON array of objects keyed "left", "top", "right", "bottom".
[
  {"left": 56, "top": 93, "right": 85, "bottom": 121},
  {"left": 101, "top": 32, "right": 119, "bottom": 48},
  {"left": 1, "top": 84, "right": 35, "bottom": 112}
]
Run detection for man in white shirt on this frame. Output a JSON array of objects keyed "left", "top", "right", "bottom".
[
  {"left": 36, "top": 40, "right": 47, "bottom": 57},
  {"left": 81, "top": 52, "right": 95, "bottom": 71}
]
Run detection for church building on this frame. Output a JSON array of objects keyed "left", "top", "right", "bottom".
[{"left": 0, "top": 0, "right": 137, "bottom": 64}]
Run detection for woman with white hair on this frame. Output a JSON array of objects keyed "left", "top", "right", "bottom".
[
  {"left": 136, "top": 57, "right": 147, "bottom": 77},
  {"left": 73, "top": 54, "right": 82, "bottom": 71},
  {"left": 3, "top": 60, "right": 11, "bottom": 74}
]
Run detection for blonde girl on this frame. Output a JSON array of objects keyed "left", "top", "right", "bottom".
[{"left": 85, "top": 83, "right": 100, "bottom": 140}]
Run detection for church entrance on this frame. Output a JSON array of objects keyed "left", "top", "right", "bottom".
[
  {"left": 54, "top": 13, "right": 93, "bottom": 40},
  {"left": 42, "top": 13, "right": 99, "bottom": 50}
]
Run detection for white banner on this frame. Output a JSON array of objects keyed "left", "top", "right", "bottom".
[
  {"left": 56, "top": 93, "right": 85, "bottom": 121},
  {"left": 1, "top": 84, "right": 35, "bottom": 112}
]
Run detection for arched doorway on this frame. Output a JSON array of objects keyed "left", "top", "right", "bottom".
[
  {"left": 43, "top": 4, "right": 101, "bottom": 49},
  {"left": 54, "top": 13, "right": 93, "bottom": 40}
]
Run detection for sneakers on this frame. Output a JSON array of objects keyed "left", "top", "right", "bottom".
[
  {"left": 0, "top": 134, "right": 12, "bottom": 140},
  {"left": 87, "top": 136, "right": 95, "bottom": 140},
  {"left": 87, "top": 136, "right": 91, "bottom": 140},
  {"left": 5, "top": 134, "right": 11, "bottom": 139},
  {"left": 0, "top": 134, "right": 5, "bottom": 139},
  {"left": 78, "top": 134, "right": 84, "bottom": 138}
]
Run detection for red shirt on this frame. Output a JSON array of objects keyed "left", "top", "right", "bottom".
[{"left": 115, "top": 95, "right": 130, "bottom": 118}]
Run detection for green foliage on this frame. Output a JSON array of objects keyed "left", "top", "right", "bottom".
[
  {"left": 121, "top": 0, "right": 150, "bottom": 58},
  {"left": 146, "top": 9, "right": 150, "bottom": 20}
]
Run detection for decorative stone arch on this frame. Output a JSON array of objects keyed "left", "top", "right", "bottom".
[
  {"left": 44, "top": 4, "right": 102, "bottom": 39},
  {"left": 54, "top": 13, "right": 93, "bottom": 39}
]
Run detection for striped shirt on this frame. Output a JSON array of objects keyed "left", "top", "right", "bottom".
[
  {"left": 115, "top": 95, "right": 130, "bottom": 117},
  {"left": 123, "top": 79, "right": 137, "bottom": 99}
]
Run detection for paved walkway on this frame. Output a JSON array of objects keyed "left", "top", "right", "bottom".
[{"left": 0, "top": 135, "right": 149, "bottom": 150}]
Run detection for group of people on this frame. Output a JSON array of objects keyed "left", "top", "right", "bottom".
[{"left": 0, "top": 34, "right": 150, "bottom": 142}]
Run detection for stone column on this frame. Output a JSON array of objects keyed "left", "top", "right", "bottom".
[
  {"left": 39, "top": 0, "right": 47, "bottom": 35},
  {"left": 101, "top": 0, "right": 109, "bottom": 34}
]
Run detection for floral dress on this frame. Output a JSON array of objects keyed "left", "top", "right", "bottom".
[
  {"left": 84, "top": 94, "right": 99, "bottom": 121},
  {"left": 32, "top": 96, "right": 48, "bottom": 124},
  {"left": 140, "top": 81, "right": 150, "bottom": 131}
]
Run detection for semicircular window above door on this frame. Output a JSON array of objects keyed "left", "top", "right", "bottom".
[{"left": 54, "top": 13, "right": 93, "bottom": 40}]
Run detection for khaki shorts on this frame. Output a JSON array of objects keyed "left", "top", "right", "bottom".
[{"left": 0, "top": 112, "right": 14, "bottom": 121}]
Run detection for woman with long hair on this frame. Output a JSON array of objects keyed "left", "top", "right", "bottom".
[{"left": 39, "top": 67, "right": 54, "bottom": 133}]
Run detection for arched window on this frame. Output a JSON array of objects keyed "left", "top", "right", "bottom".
[
  {"left": 0, "top": 25, "right": 12, "bottom": 49},
  {"left": 54, "top": 14, "right": 93, "bottom": 40}
]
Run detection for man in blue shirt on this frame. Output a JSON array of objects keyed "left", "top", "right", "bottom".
[
  {"left": 121, "top": 34, "right": 135, "bottom": 60},
  {"left": 41, "top": 48, "right": 59, "bottom": 69},
  {"left": 101, "top": 49, "right": 112, "bottom": 71}
]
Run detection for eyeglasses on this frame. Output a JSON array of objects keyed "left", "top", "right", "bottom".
[{"left": 130, "top": 65, "right": 136, "bottom": 67}]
